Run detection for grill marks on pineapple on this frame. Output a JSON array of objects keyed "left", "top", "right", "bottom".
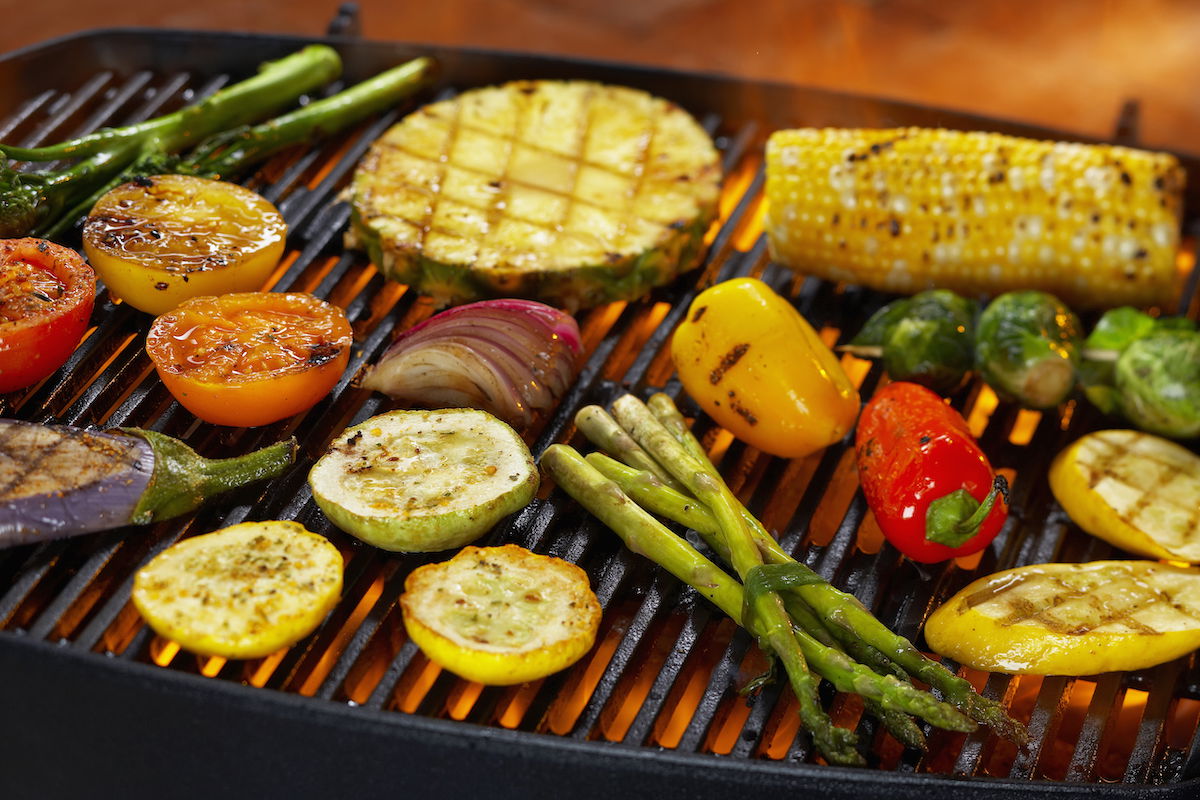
[
  {"left": 349, "top": 80, "right": 720, "bottom": 307},
  {"left": 1076, "top": 430, "right": 1200, "bottom": 553},
  {"left": 381, "top": 86, "right": 666, "bottom": 259},
  {"left": 966, "top": 566, "right": 1200, "bottom": 636}
]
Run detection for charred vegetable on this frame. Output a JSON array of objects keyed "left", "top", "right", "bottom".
[
  {"left": 1080, "top": 307, "right": 1200, "bottom": 437},
  {"left": 361, "top": 299, "right": 582, "bottom": 429},
  {"left": 0, "top": 238, "right": 95, "bottom": 393},
  {"left": 975, "top": 290, "right": 1082, "bottom": 409},
  {"left": 543, "top": 393, "right": 1026, "bottom": 766},
  {"left": 856, "top": 382, "right": 1009, "bottom": 563},
  {"left": 670, "top": 277, "right": 860, "bottom": 458},
  {"left": 849, "top": 289, "right": 978, "bottom": 393},
  {"left": 0, "top": 47, "right": 432, "bottom": 239},
  {"left": 133, "top": 520, "right": 343, "bottom": 659},
  {"left": 146, "top": 292, "right": 353, "bottom": 428},
  {"left": 309, "top": 409, "right": 538, "bottom": 552},
  {"left": 0, "top": 419, "right": 296, "bottom": 549},
  {"left": 926, "top": 561, "right": 1200, "bottom": 674},
  {"left": 1049, "top": 430, "right": 1200, "bottom": 563},
  {"left": 1114, "top": 330, "right": 1200, "bottom": 438},
  {"left": 83, "top": 175, "right": 287, "bottom": 315},
  {"left": 400, "top": 544, "right": 601, "bottom": 685},
  {"left": 347, "top": 80, "right": 720, "bottom": 309}
]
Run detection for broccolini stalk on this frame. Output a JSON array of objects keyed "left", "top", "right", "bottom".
[{"left": 0, "top": 47, "right": 434, "bottom": 239}]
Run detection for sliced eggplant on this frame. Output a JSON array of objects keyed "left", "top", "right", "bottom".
[
  {"left": 0, "top": 418, "right": 296, "bottom": 549},
  {"left": 308, "top": 409, "right": 538, "bottom": 552}
]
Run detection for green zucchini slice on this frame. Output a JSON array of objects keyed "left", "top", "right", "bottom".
[{"left": 309, "top": 409, "right": 538, "bottom": 552}]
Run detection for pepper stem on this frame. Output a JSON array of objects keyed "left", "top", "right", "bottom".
[
  {"left": 119, "top": 428, "right": 297, "bottom": 524},
  {"left": 925, "top": 475, "right": 1010, "bottom": 548}
]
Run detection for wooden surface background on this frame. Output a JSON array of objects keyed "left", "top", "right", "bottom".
[{"left": 0, "top": 0, "right": 1197, "bottom": 154}]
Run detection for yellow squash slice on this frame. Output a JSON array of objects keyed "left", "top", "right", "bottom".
[
  {"left": 925, "top": 560, "right": 1200, "bottom": 675},
  {"left": 1049, "top": 430, "right": 1200, "bottom": 563},
  {"left": 400, "top": 544, "right": 602, "bottom": 685},
  {"left": 132, "top": 520, "right": 343, "bottom": 659}
]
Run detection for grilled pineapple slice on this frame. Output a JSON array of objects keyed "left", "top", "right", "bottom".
[
  {"left": 925, "top": 561, "right": 1200, "bottom": 674},
  {"left": 347, "top": 80, "right": 721, "bottom": 310},
  {"left": 132, "top": 521, "right": 343, "bottom": 659},
  {"left": 1049, "top": 430, "right": 1200, "bottom": 563}
]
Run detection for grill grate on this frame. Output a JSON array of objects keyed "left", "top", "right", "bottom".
[{"left": 1, "top": 30, "right": 1200, "bottom": 798}]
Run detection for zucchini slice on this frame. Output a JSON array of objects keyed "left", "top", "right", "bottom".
[
  {"left": 346, "top": 80, "right": 721, "bottom": 310},
  {"left": 132, "top": 520, "right": 343, "bottom": 660},
  {"left": 309, "top": 409, "right": 538, "bottom": 552},
  {"left": 400, "top": 544, "right": 602, "bottom": 685}
]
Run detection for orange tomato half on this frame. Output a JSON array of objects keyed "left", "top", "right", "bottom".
[{"left": 146, "top": 292, "right": 352, "bottom": 427}]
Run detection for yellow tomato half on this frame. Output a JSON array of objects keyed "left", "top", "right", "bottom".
[
  {"left": 83, "top": 174, "right": 286, "bottom": 315},
  {"left": 670, "top": 277, "right": 860, "bottom": 458},
  {"left": 146, "top": 292, "right": 352, "bottom": 427}
]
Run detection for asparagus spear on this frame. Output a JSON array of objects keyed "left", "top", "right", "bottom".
[
  {"left": 586, "top": 452, "right": 913, "bottom": 685},
  {"left": 584, "top": 452, "right": 932, "bottom": 748},
  {"left": 575, "top": 405, "right": 688, "bottom": 493},
  {"left": 644, "top": 392, "right": 1025, "bottom": 742},
  {"left": 606, "top": 397, "right": 867, "bottom": 764},
  {"left": 545, "top": 445, "right": 976, "bottom": 754}
]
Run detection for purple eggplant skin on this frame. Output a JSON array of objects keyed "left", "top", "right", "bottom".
[
  {"left": 0, "top": 419, "right": 297, "bottom": 549},
  {"left": 0, "top": 419, "right": 154, "bottom": 548}
]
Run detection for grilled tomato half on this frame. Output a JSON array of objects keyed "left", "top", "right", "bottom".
[
  {"left": 0, "top": 238, "right": 95, "bottom": 393},
  {"left": 83, "top": 174, "right": 286, "bottom": 315},
  {"left": 400, "top": 544, "right": 601, "bottom": 685},
  {"left": 146, "top": 292, "right": 352, "bottom": 427},
  {"left": 132, "top": 520, "right": 343, "bottom": 659}
]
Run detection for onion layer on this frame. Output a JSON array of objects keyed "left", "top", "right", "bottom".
[{"left": 362, "top": 299, "right": 583, "bottom": 428}]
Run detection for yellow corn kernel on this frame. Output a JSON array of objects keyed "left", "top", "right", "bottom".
[{"left": 764, "top": 127, "right": 1186, "bottom": 310}]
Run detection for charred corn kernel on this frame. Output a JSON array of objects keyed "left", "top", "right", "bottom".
[
  {"left": 764, "top": 128, "right": 1185, "bottom": 310},
  {"left": 1049, "top": 430, "right": 1200, "bottom": 563},
  {"left": 926, "top": 560, "right": 1200, "bottom": 674}
]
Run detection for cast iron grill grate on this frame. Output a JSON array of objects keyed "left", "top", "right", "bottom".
[{"left": 1, "top": 30, "right": 1199, "bottom": 797}]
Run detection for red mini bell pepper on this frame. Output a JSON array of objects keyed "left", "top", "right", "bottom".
[{"left": 855, "top": 382, "right": 1009, "bottom": 563}]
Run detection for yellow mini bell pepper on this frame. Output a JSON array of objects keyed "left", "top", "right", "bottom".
[{"left": 670, "top": 277, "right": 859, "bottom": 458}]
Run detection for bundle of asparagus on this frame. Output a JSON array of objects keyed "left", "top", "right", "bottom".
[{"left": 541, "top": 393, "right": 1027, "bottom": 767}]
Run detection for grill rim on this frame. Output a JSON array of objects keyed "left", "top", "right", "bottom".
[
  {"left": 4, "top": 634, "right": 1194, "bottom": 799},
  {"left": 1, "top": 27, "right": 1199, "bottom": 798}
]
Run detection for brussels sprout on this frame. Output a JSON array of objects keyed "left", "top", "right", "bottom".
[
  {"left": 1114, "top": 330, "right": 1200, "bottom": 439},
  {"left": 851, "top": 290, "right": 978, "bottom": 393},
  {"left": 975, "top": 291, "right": 1082, "bottom": 409},
  {"left": 1081, "top": 308, "right": 1197, "bottom": 418}
]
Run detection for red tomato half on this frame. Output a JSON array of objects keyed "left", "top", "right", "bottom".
[{"left": 0, "top": 238, "right": 96, "bottom": 393}]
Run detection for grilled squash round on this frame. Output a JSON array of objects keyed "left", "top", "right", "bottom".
[
  {"left": 400, "top": 544, "right": 602, "bottom": 685},
  {"left": 132, "top": 521, "right": 343, "bottom": 659},
  {"left": 308, "top": 409, "right": 538, "bottom": 552},
  {"left": 347, "top": 80, "right": 722, "bottom": 310},
  {"left": 1049, "top": 429, "right": 1200, "bottom": 563},
  {"left": 925, "top": 560, "right": 1200, "bottom": 675}
]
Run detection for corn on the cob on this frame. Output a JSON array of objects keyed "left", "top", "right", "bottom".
[{"left": 764, "top": 128, "right": 1186, "bottom": 310}]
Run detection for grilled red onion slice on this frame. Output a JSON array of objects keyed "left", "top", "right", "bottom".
[{"left": 362, "top": 299, "right": 583, "bottom": 427}]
